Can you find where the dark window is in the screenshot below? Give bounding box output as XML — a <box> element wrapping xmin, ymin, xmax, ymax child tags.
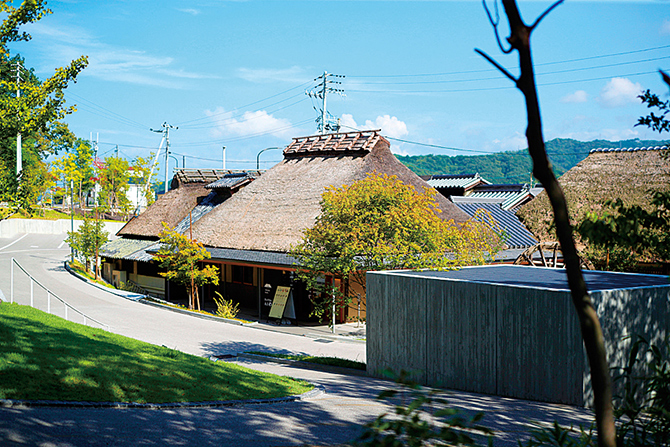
<box><xmin>232</xmin><ymin>265</ymin><xmax>253</xmax><ymax>285</ymax></box>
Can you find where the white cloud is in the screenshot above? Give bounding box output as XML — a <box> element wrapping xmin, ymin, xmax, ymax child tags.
<box><xmin>339</xmin><ymin>113</ymin><xmax>409</xmax><ymax>138</ymax></box>
<box><xmin>661</xmin><ymin>19</ymin><xmax>670</xmax><ymax>35</ymax></box>
<box><xmin>24</xmin><ymin>22</ymin><xmax>216</xmax><ymax>88</ymax></box>
<box><xmin>560</xmin><ymin>90</ymin><xmax>588</xmax><ymax>104</ymax></box>
<box><xmin>177</xmin><ymin>8</ymin><xmax>200</xmax><ymax>16</ymax></box>
<box><xmin>597</xmin><ymin>78</ymin><xmax>643</xmax><ymax>108</ymax></box>
<box><xmin>237</xmin><ymin>66</ymin><xmax>309</xmax><ymax>84</ymax></box>
<box><xmin>206</xmin><ymin>107</ymin><xmax>294</xmax><ymax>138</ymax></box>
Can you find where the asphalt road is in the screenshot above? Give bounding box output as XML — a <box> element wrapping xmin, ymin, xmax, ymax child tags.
<box><xmin>0</xmin><ymin>233</ymin><xmax>595</xmax><ymax>446</ymax></box>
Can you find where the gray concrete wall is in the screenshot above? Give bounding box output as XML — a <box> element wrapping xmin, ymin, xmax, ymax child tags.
<box><xmin>367</xmin><ymin>271</ymin><xmax>669</xmax><ymax>407</ymax></box>
<box><xmin>0</xmin><ymin>218</ymin><xmax>125</xmax><ymax>239</ymax></box>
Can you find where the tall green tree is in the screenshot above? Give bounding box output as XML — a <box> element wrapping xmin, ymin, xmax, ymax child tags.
<box><xmin>97</xmin><ymin>155</ymin><xmax>131</xmax><ymax>214</ymax></box>
<box><xmin>66</xmin><ymin>212</ymin><xmax>108</xmax><ymax>279</ymax></box>
<box><xmin>0</xmin><ymin>1</ymin><xmax>87</xmax><ymax>213</ymax></box>
<box><xmin>52</xmin><ymin>138</ymin><xmax>94</xmax><ymax>208</ymax></box>
<box><xmin>154</xmin><ymin>223</ymin><xmax>220</xmax><ymax>310</ymax></box>
<box><xmin>129</xmin><ymin>153</ymin><xmax>156</xmax><ymax>209</ymax></box>
<box><xmin>290</xmin><ymin>172</ymin><xmax>505</xmax><ymax>323</ymax></box>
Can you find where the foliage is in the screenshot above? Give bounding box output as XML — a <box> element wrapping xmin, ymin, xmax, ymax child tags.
<box><xmin>0</xmin><ymin>1</ymin><xmax>86</xmax><ymax>213</ymax></box>
<box><xmin>65</xmin><ymin>212</ymin><xmax>108</xmax><ymax>279</ymax></box>
<box><xmin>0</xmin><ymin>303</ymin><xmax>313</xmax><ymax>403</ymax></box>
<box><xmin>396</xmin><ymin>138</ymin><xmax>669</xmax><ymax>183</ymax></box>
<box><xmin>51</xmin><ymin>138</ymin><xmax>94</xmax><ymax>208</ymax></box>
<box><xmin>154</xmin><ymin>223</ymin><xmax>220</xmax><ymax>310</ymax></box>
<box><xmin>637</xmin><ymin>88</ymin><xmax>670</xmax><ymax>134</ymax></box>
<box><xmin>290</xmin><ymin>172</ymin><xmax>504</xmax><ymax>323</ymax></box>
<box><xmin>517</xmin><ymin>337</ymin><xmax>670</xmax><ymax>447</ymax></box>
<box><xmin>576</xmin><ymin>191</ymin><xmax>670</xmax><ymax>267</ymax></box>
<box><xmin>129</xmin><ymin>153</ymin><xmax>156</xmax><ymax>208</ymax></box>
<box><xmin>213</xmin><ymin>291</ymin><xmax>240</xmax><ymax>319</ymax></box>
<box><xmin>96</xmin><ymin>155</ymin><xmax>131</xmax><ymax>214</ymax></box>
<box><xmin>355</xmin><ymin>370</ymin><xmax>493</xmax><ymax>446</ymax></box>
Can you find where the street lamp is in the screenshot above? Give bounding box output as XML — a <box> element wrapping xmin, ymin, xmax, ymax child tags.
<box><xmin>256</xmin><ymin>147</ymin><xmax>283</xmax><ymax>170</ymax></box>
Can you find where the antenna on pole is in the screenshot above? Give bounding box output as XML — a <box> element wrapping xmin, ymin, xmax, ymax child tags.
<box><xmin>150</xmin><ymin>122</ymin><xmax>178</xmax><ymax>195</ymax></box>
<box><xmin>306</xmin><ymin>71</ymin><xmax>345</xmax><ymax>134</ymax></box>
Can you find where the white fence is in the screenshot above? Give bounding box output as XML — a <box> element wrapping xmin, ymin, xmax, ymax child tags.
<box><xmin>7</xmin><ymin>257</ymin><xmax>109</xmax><ymax>331</ymax></box>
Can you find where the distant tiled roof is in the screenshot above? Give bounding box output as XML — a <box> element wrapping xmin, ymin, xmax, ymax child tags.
<box><xmin>455</xmin><ymin>202</ymin><xmax>537</xmax><ymax>249</ymax></box>
<box><xmin>589</xmin><ymin>145</ymin><xmax>668</xmax><ymax>154</ymax></box>
<box><xmin>283</xmin><ymin>130</ymin><xmax>387</xmax><ymax>157</ymax></box>
<box><xmin>206</xmin><ymin>248</ymin><xmax>297</xmax><ymax>267</ymax></box>
<box><xmin>172</xmin><ymin>168</ymin><xmax>231</xmax><ymax>185</ymax></box>
<box><xmin>205</xmin><ymin>172</ymin><xmax>259</xmax><ymax>190</ymax></box>
<box><xmin>427</xmin><ymin>173</ymin><xmax>490</xmax><ymax>190</ymax></box>
<box><xmin>99</xmin><ymin>238</ymin><xmax>158</xmax><ymax>262</ymax></box>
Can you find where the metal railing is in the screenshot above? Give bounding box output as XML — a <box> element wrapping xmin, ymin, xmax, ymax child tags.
<box><xmin>9</xmin><ymin>257</ymin><xmax>109</xmax><ymax>331</ymax></box>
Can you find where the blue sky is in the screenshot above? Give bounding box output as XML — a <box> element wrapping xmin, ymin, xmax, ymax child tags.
<box><xmin>8</xmin><ymin>0</ymin><xmax>670</xmax><ymax>176</ymax></box>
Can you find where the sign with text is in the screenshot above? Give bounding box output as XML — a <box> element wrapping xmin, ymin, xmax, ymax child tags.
<box><xmin>268</xmin><ymin>286</ymin><xmax>291</xmax><ymax>319</ymax></box>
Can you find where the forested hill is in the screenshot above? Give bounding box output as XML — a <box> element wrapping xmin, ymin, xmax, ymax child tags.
<box><xmin>396</xmin><ymin>138</ymin><xmax>670</xmax><ymax>184</ymax></box>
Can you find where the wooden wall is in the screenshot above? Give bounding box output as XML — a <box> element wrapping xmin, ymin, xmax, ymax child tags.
<box><xmin>367</xmin><ymin>270</ymin><xmax>669</xmax><ymax>407</ymax></box>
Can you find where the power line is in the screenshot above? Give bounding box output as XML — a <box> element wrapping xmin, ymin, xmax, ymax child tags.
<box><xmin>348</xmin><ymin>44</ymin><xmax>670</xmax><ymax>79</ymax></box>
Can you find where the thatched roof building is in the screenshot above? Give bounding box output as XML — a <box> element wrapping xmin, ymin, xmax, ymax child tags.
<box><xmin>116</xmin><ymin>168</ymin><xmax>251</xmax><ymax>239</ymax></box>
<box><xmin>517</xmin><ymin>146</ymin><xmax>670</xmax><ymax>241</ymax></box>
<box><xmin>191</xmin><ymin>130</ymin><xmax>469</xmax><ymax>252</ymax></box>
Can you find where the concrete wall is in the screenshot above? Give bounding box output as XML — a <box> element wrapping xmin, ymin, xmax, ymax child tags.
<box><xmin>367</xmin><ymin>269</ymin><xmax>670</xmax><ymax>407</ymax></box>
<box><xmin>0</xmin><ymin>218</ymin><xmax>125</xmax><ymax>238</ymax></box>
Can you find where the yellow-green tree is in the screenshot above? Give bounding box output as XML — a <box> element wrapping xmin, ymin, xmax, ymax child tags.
<box><xmin>129</xmin><ymin>153</ymin><xmax>156</xmax><ymax>209</ymax></box>
<box><xmin>154</xmin><ymin>223</ymin><xmax>219</xmax><ymax>310</ymax></box>
<box><xmin>0</xmin><ymin>1</ymin><xmax>87</xmax><ymax>212</ymax></box>
<box><xmin>290</xmin><ymin>172</ymin><xmax>505</xmax><ymax>323</ymax></box>
<box><xmin>97</xmin><ymin>156</ymin><xmax>130</xmax><ymax>214</ymax></box>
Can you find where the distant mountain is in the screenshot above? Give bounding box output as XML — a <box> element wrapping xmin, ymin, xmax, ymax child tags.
<box><xmin>397</xmin><ymin>138</ymin><xmax>670</xmax><ymax>184</ymax></box>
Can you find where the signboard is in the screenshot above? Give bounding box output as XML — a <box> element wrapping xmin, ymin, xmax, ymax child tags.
<box><xmin>268</xmin><ymin>286</ymin><xmax>291</xmax><ymax>319</ymax></box>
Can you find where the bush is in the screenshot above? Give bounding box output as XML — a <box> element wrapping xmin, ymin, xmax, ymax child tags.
<box><xmin>213</xmin><ymin>292</ymin><xmax>240</xmax><ymax>320</ymax></box>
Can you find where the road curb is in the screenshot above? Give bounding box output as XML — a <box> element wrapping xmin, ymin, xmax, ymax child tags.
<box><xmin>0</xmin><ymin>384</ymin><xmax>325</xmax><ymax>410</ymax></box>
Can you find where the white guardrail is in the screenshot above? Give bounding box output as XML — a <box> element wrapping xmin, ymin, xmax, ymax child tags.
<box><xmin>9</xmin><ymin>257</ymin><xmax>109</xmax><ymax>331</ymax></box>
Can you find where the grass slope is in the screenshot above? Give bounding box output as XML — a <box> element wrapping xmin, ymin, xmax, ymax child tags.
<box><xmin>0</xmin><ymin>303</ymin><xmax>312</xmax><ymax>403</ymax></box>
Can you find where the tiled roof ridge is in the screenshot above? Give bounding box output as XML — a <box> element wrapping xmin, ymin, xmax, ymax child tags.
<box><xmin>284</xmin><ymin>129</ymin><xmax>387</xmax><ymax>156</ymax></box>
<box><xmin>589</xmin><ymin>145</ymin><xmax>669</xmax><ymax>154</ymax></box>
<box><xmin>430</xmin><ymin>173</ymin><xmax>480</xmax><ymax>179</ymax></box>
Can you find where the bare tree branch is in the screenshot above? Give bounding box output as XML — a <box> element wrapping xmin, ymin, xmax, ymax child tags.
<box><xmin>530</xmin><ymin>0</ymin><xmax>565</xmax><ymax>31</ymax></box>
<box><xmin>482</xmin><ymin>0</ymin><xmax>513</xmax><ymax>54</ymax></box>
<box><xmin>480</xmin><ymin>1</ymin><xmax>617</xmax><ymax>446</ymax></box>
<box><xmin>474</xmin><ymin>48</ymin><xmax>517</xmax><ymax>83</ymax></box>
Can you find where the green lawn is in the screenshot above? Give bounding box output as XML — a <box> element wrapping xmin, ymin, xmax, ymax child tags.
<box><xmin>0</xmin><ymin>303</ymin><xmax>312</xmax><ymax>403</ymax></box>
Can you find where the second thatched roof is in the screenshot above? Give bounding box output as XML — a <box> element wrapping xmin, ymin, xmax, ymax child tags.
<box><xmin>517</xmin><ymin>146</ymin><xmax>670</xmax><ymax>241</ymax></box>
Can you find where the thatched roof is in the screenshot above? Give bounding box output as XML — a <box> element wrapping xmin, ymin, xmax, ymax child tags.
<box><xmin>191</xmin><ymin>130</ymin><xmax>469</xmax><ymax>252</ymax></box>
<box><xmin>517</xmin><ymin>146</ymin><xmax>670</xmax><ymax>241</ymax></box>
<box><xmin>116</xmin><ymin>183</ymin><xmax>213</xmax><ymax>239</ymax></box>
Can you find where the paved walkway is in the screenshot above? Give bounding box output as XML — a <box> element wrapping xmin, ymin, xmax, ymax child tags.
<box><xmin>0</xmin><ymin>233</ymin><xmax>596</xmax><ymax>446</ymax></box>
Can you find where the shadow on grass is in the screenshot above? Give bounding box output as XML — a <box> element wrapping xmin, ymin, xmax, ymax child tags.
<box><xmin>0</xmin><ymin>304</ymin><xmax>310</xmax><ymax>404</ymax></box>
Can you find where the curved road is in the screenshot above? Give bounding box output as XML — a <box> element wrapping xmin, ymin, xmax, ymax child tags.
<box><xmin>0</xmin><ymin>233</ymin><xmax>594</xmax><ymax>446</ymax></box>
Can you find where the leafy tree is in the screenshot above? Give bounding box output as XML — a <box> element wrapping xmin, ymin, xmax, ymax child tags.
<box><xmin>66</xmin><ymin>211</ymin><xmax>108</xmax><ymax>279</ymax></box>
<box><xmin>129</xmin><ymin>153</ymin><xmax>156</xmax><ymax>209</ymax></box>
<box><xmin>0</xmin><ymin>1</ymin><xmax>87</xmax><ymax>212</ymax></box>
<box><xmin>154</xmin><ymin>223</ymin><xmax>220</xmax><ymax>310</ymax></box>
<box><xmin>96</xmin><ymin>155</ymin><xmax>131</xmax><ymax>214</ymax></box>
<box><xmin>52</xmin><ymin>138</ymin><xmax>94</xmax><ymax>208</ymax></box>
<box><xmin>290</xmin><ymin>172</ymin><xmax>505</xmax><ymax>323</ymax></box>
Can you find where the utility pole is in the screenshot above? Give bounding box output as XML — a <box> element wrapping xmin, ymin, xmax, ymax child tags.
<box><xmin>115</xmin><ymin>144</ymin><xmax>119</xmax><ymax>157</ymax></box>
<box><xmin>150</xmin><ymin>122</ymin><xmax>177</xmax><ymax>195</ymax></box>
<box><xmin>222</xmin><ymin>146</ymin><xmax>226</xmax><ymax>170</ymax></box>
<box><xmin>14</xmin><ymin>61</ymin><xmax>22</xmax><ymax>177</ymax></box>
<box><xmin>306</xmin><ymin>71</ymin><xmax>345</xmax><ymax>134</ymax></box>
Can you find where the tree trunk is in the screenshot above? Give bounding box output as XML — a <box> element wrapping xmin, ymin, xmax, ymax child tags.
<box><xmin>499</xmin><ymin>2</ymin><xmax>616</xmax><ymax>446</ymax></box>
